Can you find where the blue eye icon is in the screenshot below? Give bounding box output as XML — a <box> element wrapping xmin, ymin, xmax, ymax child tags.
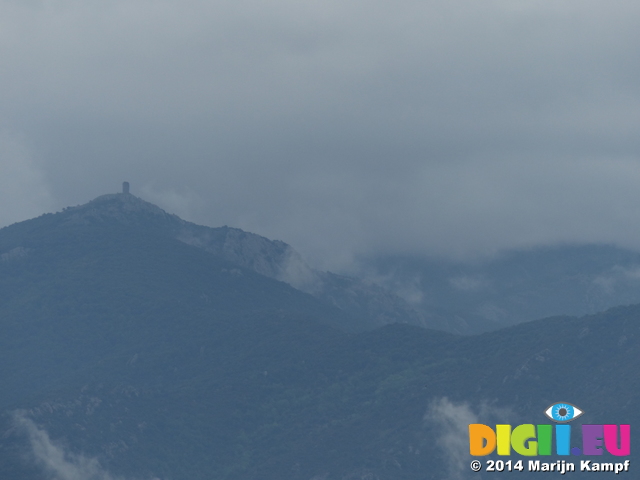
<box><xmin>544</xmin><ymin>403</ymin><xmax>583</xmax><ymax>423</ymax></box>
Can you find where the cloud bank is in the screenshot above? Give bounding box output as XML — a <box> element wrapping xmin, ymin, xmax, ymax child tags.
<box><xmin>1</xmin><ymin>1</ymin><xmax>640</xmax><ymax>269</ymax></box>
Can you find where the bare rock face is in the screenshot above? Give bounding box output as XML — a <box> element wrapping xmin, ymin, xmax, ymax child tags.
<box><xmin>178</xmin><ymin>224</ymin><xmax>323</xmax><ymax>293</ymax></box>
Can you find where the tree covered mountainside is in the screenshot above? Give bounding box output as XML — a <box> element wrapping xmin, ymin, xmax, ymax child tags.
<box><xmin>0</xmin><ymin>192</ymin><xmax>638</xmax><ymax>479</ymax></box>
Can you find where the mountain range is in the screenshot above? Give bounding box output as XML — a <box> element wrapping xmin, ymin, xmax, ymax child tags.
<box><xmin>0</xmin><ymin>191</ymin><xmax>637</xmax><ymax>479</ymax></box>
<box><xmin>356</xmin><ymin>245</ymin><xmax>640</xmax><ymax>334</ymax></box>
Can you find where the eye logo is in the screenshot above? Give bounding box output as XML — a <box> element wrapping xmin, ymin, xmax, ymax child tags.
<box><xmin>544</xmin><ymin>403</ymin><xmax>583</xmax><ymax>423</ymax></box>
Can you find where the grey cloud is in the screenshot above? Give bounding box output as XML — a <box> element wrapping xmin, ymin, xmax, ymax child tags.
<box><xmin>1</xmin><ymin>1</ymin><xmax>640</xmax><ymax>269</ymax></box>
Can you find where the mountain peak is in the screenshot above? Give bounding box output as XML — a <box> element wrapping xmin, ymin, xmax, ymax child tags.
<box><xmin>61</xmin><ymin>191</ymin><xmax>182</xmax><ymax>227</ymax></box>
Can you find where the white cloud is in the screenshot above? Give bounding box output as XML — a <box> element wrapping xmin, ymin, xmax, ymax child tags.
<box><xmin>425</xmin><ymin>397</ymin><xmax>514</xmax><ymax>480</ymax></box>
<box><xmin>11</xmin><ymin>411</ymin><xmax>164</xmax><ymax>480</ymax></box>
<box><xmin>12</xmin><ymin>411</ymin><xmax>127</xmax><ymax>480</ymax></box>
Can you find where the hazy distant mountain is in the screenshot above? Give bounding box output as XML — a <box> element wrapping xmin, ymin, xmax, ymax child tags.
<box><xmin>356</xmin><ymin>245</ymin><xmax>640</xmax><ymax>333</ymax></box>
<box><xmin>0</xmin><ymin>192</ymin><xmax>637</xmax><ymax>479</ymax></box>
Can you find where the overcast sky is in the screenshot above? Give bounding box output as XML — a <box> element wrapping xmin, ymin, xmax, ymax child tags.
<box><xmin>1</xmin><ymin>0</ymin><xmax>639</xmax><ymax>270</ymax></box>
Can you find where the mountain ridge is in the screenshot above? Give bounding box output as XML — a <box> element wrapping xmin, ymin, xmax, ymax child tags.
<box><xmin>1</xmin><ymin>191</ymin><xmax>441</xmax><ymax>332</ymax></box>
<box><xmin>0</xmin><ymin>191</ymin><xmax>637</xmax><ymax>479</ymax></box>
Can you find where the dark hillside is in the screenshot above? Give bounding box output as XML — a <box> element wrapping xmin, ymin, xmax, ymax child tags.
<box><xmin>0</xmin><ymin>195</ymin><xmax>637</xmax><ymax>479</ymax></box>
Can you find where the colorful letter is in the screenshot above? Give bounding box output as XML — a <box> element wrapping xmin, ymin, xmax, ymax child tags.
<box><xmin>511</xmin><ymin>424</ymin><xmax>537</xmax><ymax>456</ymax></box>
<box><xmin>497</xmin><ymin>424</ymin><xmax>512</xmax><ymax>455</ymax></box>
<box><xmin>469</xmin><ymin>424</ymin><xmax>496</xmax><ymax>456</ymax></box>
<box><xmin>604</xmin><ymin>425</ymin><xmax>630</xmax><ymax>456</ymax></box>
<box><xmin>582</xmin><ymin>425</ymin><xmax>604</xmax><ymax>455</ymax></box>
<box><xmin>537</xmin><ymin>424</ymin><xmax>552</xmax><ymax>455</ymax></box>
<box><xmin>556</xmin><ymin>424</ymin><xmax>571</xmax><ymax>455</ymax></box>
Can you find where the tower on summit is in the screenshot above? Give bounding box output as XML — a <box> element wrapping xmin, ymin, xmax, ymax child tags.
<box><xmin>123</xmin><ymin>182</ymin><xmax>130</xmax><ymax>194</ymax></box>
